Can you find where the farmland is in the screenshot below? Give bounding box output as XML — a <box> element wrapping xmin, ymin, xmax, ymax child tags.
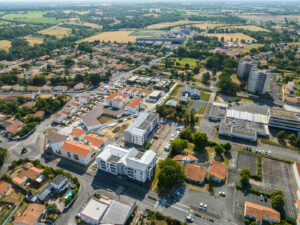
<box><xmin>217</xmin><ymin>25</ymin><xmax>270</xmax><ymax>32</ymax></box>
<box><xmin>204</xmin><ymin>33</ymin><xmax>256</xmax><ymax>42</ymax></box>
<box><xmin>38</xmin><ymin>26</ymin><xmax>72</xmax><ymax>38</ymax></box>
<box><xmin>0</xmin><ymin>40</ymin><xmax>11</xmax><ymax>52</ymax></box>
<box><xmin>129</xmin><ymin>30</ymin><xmax>167</xmax><ymax>37</ymax></box>
<box><xmin>146</xmin><ymin>20</ymin><xmax>200</xmax><ymax>29</ymax></box>
<box><xmin>1</xmin><ymin>11</ymin><xmax>65</xmax><ymax>24</ymax></box>
<box><xmin>25</xmin><ymin>35</ymin><xmax>44</xmax><ymax>46</ymax></box>
<box><xmin>79</xmin><ymin>31</ymin><xmax>147</xmax><ymax>43</ymax></box>
<box><xmin>189</xmin><ymin>23</ymin><xmax>226</xmax><ymax>30</ymax></box>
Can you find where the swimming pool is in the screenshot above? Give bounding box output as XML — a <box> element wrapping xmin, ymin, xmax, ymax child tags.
<box><xmin>64</xmin><ymin>190</ymin><xmax>72</xmax><ymax>199</ymax></box>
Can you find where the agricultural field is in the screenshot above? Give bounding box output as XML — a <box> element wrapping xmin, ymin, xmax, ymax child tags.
<box><xmin>129</xmin><ymin>30</ymin><xmax>167</xmax><ymax>37</ymax></box>
<box><xmin>217</xmin><ymin>25</ymin><xmax>270</xmax><ymax>32</ymax></box>
<box><xmin>146</xmin><ymin>20</ymin><xmax>200</xmax><ymax>29</ymax></box>
<box><xmin>25</xmin><ymin>35</ymin><xmax>44</xmax><ymax>46</ymax></box>
<box><xmin>188</xmin><ymin>23</ymin><xmax>226</xmax><ymax>30</ymax></box>
<box><xmin>1</xmin><ymin>11</ymin><xmax>65</xmax><ymax>24</ymax></box>
<box><xmin>64</xmin><ymin>20</ymin><xmax>103</xmax><ymax>29</ymax></box>
<box><xmin>0</xmin><ymin>40</ymin><xmax>11</xmax><ymax>52</ymax></box>
<box><xmin>38</xmin><ymin>26</ymin><xmax>72</xmax><ymax>38</ymax></box>
<box><xmin>63</xmin><ymin>10</ymin><xmax>90</xmax><ymax>15</ymax></box>
<box><xmin>80</xmin><ymin>31</ymin><xmax>147</xmax><ymax>43</ymax></box>
<box><xmin>204</xmin><ymin>33</ymin><xmax>256</xmax><ymax>42</ymax></box>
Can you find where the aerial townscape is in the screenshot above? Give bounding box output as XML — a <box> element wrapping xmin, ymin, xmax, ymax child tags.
<box><xmin>0</xmin><ymin>0</ymin><xmax>300</xmax><ymax>225</ymax></box>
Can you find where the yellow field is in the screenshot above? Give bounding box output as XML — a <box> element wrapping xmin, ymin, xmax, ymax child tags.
<box><xmin>25</xmin><ymin>36</ymin><xmax>44</xmax><ymax>46</ymax></box>
<box><xmin>79</xmin><ymin>31</ymin><xmax>148</xmax><ymax>43</ymax></box>
<box><xmin>189</xmin><ymin>23</ymin><xmax>225</xmax><ymax>30</ymax></box>
<box><xmin>218</xmin><ymin>25</ymin><xmax>269</xmax><ymax>32</ymax></box>
<box><xmin>0</xmin><ymin>40</ymin><xmax>11</xmax><ymax>52</ymax></box>
<box><xmin>146</xmin><ymin>20</ymin><xmax>200</xmax><ymax>29</ymax></box>
<box><xmin>205</xmin><ymin>33</ymin><xmax>256</xmax><ymax>42</ymax></box>
<box><xmin>38</xmin><ymin>26</ymin><xmax>72</xmax><ymax>38</ymax></box>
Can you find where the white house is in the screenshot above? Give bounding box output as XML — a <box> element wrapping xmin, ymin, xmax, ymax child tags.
<box><xmin>47</xmin><ymin>133</ymin><xmax>68</xmax><ymax>152</ymax></box>
<box><xmin>69</xmin><ymin>128</ymin><xmax>86</xmax><ymax>141</ymax></box>
<box><xmin>125</xmin><ymin>99</ymin><xmax>143</xmax><ymax>114</ymax></box>
<box><xmin>50</xmin><ymin>175</ymin><xmax>70</xmax><ymax>193</ymax></box>
<box><xmin>53</xmin><ymin>113</ymin><xmax>67</xmax><ymax>124</ymax></box>
<box><xmin>96</xmin><ymin>144</ymin><xmax>156</xmax><ymax>183</ymax></box>
<box><xmin>59</xmin><ymin>140</ymin><xmax>95</xmax><ymax>165</ymax></box>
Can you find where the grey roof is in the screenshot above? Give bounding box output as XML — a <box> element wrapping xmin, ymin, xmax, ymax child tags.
<box><xmin>191</xmin><ymin>88</ymin><xmax>200</xmax><ymax>96</ymax></box>
<box><xmin>179</xmin><ymin>97</ymin><xmax>189</xmax><ymax>102</ymax></box>
<box><xmin>82</xmin><ymin>104</ymin><xmax>103</xmax><ymax>128</ymax></box>
<box><xmin>165</xmin><ymin>99</ymin><xmax>178</xmax><ymax>107</ymax></box>
<box><xmin>182</xmin><ymin>86</ymin><xmax>191</xmax><ymax>95</ymax></box>
<box><xmin>38</xmin><ymin>184</ymin><xmax>51</xmax><ymax>201</ymax></box>
<box><xmin>101</xmin><ymin>200</ymin><xmax>133</xmax><ymax>225</ymax></box>
<box><xmin>47</xmin><ymin>133</ymin><xmax>67</xmax><ymax>144</ymax></box>
<box><xmin>51</xmin><ymin>175</ymin><xmax>68</xmax><ymax>186</ymax></box>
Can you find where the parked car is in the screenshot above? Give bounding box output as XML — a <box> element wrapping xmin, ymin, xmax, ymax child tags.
<box><xmin>260</xmin><ymin>195</ymin><xmax>264</xmax><ymax>201</ymax></box>
<box><xmin>203</xmin><ymin>204</ymin><xmax>207</xmax><ymax>211</ymax></box>
<box><xmin>219</xmin><ymin>191</ymin><xmax>226</xmax><ymax>197</ymax></box>
<box><xmin>267</xmin><ymin>151</ymin><xmax>271</xmax><ymax>156</ymax></box>
<box><xmin>186</xmin><ymin>214</ymin><xmax>194</xmax><ymax>223</ymax></box>
<box><xmin>199</xmin><ymin>202</ymin><xmax>203</xmax><ymax>210</ymax></box>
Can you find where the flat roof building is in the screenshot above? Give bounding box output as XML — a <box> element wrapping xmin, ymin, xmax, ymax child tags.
<box><xmin>209</xmin><ymin>102</ymin><xmax>228</xmax><ymax>122</ymax></box>
<box><xmin>268</xmin><ymin>109</ymin><xmax>300</xmax><ymax>133</ymax></box>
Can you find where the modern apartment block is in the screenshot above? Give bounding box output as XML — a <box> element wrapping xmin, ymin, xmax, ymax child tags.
<box><xmin>96</xmin><ymin>144</ymin><xmax>156</xmax><ymax>183</ymax></box>
<box><xmin>237</xmin><ymin>61</ymin><xmax>253</xmax><ymax>80</ymax></box>
<box><xmin>247</xmin><ymin>69</ymin><xmax>271</xmax><ymax>95</ymax></box>
<box><xmin>124</xmin><ymin>112</ymin><xmax>159</xmax><ymax>147</ymax></box>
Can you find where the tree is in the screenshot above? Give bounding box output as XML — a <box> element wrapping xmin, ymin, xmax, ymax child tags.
<box><xmin>157</xmin><ymin>159</ymin><xmax>185</xmax><ymax>193</ymax></box>
<box><xmin>271</xmin><ymin>190</ymin><xmax>285</xmax><ymax>210</ymax></box>
<box><xmin>179</xmin><ymin>128</ymin><xmax>193</xmax><ymax>142</ymax></box>
<box><xmin>240</xmin><ymin>168</ymin><xmax>251</xmax><ymax>177</ymax></box>
<box><xmin>276</xmin><ymin>130</ymin><xmax>286</xmax><ymax>141</ymax></box>
<box><xmin>64</xmin><ymin>57</ymin><xmax>75</xmax><ymax>68</ymax></box>
<box><xmin>89</xmin><ymin>73</ymin><xmax>101</xmax><ymax>86</ymax></box>
<box><xmin>287</xmin><ymin>133</ymin><xmax>296</xmax><ymax>143</ymax></box>
<box><xmin>214</xmin><ymin>144</ymin><xmax>224</xmax><ymax>156</ymax></box>
<box><xmin>223</xmin><ymin>143</ymin><xmax>231</xmax><ymax>152</ymax></box>
<box><xmin>296</xmin><ymin>137</ymin><xmax>300</xmax><ymax>148</ymax></box>
<box><xmin>202</xmin><ymin>72</ymin><xmax>211</xmax><ymax>84</ymax></box>
<box><xmin>193</xmin><ymin>132</ymin><xmax>208</xmax><ymax>152</ymax></box>
<box><xmin>46</xmin><ymin>204</ymin><xmax>59</xmax><ymax>215</ymax></box>
<box><xmin>0</xmin><ymin>147</ymin><xmax>8</xmax><ymax>166</ymax></box>
<box><xmin>240</xmin><ymin>174</ymin><xmax>250</xmax><ymax>187</ymax></box>
<box><xmin>171</xmin><ymin>138</ymin><xmax>188</xmax><ymax>155</ymax></box>
<box><xmin>227</xmin><ymin>99</ymin><xmax>232</xmax><ymax>103</ymax></box>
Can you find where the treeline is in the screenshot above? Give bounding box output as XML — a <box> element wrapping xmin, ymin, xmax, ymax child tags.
<box><xmin>0</xmin><ymin>24</ymin><xmax>50</xmax><ymax>40</ymax></box>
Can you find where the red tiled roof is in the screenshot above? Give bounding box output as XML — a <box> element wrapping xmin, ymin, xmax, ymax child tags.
<box><xmin>185</xmin><ymin>164</ymin><xmax>206</xmax><ymax>182</ymax></box>
<box><xmin>2</xmin><ymin>119</ymin><xmax>15</xmax><ymax>127</ymax></box>
<box><xmin>209</xmin><ymin>161</ymin><xmax>226</xmax><ymax>180</ymax></box>
<box><xmin>7</xmin><ymin>121</ymin><xmax>24</xmax><ymax>134</ymax></box>
<box><xmin>61</xmin><ymin>140</ymin><xmax>93</xmax><ymax>158</ymax></box>
<box><xmin>0</xmin><ymin>181</ymin><xmax>10</xmax><ymax>196</ymax></box>
<box><xmin>70</xmin><ymin>128</ymin><xmax>85</xmax><ymax>137</ymax></box>
<box><xmin>14</xmin><ymin>203</ymin><xmax>45</xmax><ymax>225</ymax></box>
<box><xmin>244</xmin><ymin>201</ymin><xmax>280</xmax><ymax>224</ymax></box>
<box><xmin>112</xmin><ymin>97</ymin><xmax>122</xmax><ymax>103</ymax></box>
<box><xmin>126</xmin><ymin>99</ymin><xmax>142</xmax><ymax>108</ymax></box>
<box><xmin>18</xmin><ymin>162</ymin><xmax>43</xmax><ymax>181</ymax></box>
<box><xmin>106</xmin><ymin>92</ymin><xmax>118</xmax><ymax>101</ymax></box>
<box><xmin>84</xmin><ymin>134</ymin><xmax>107</xmax><ymax>147</ymax></box>
<box><xmin>32</xmin><ymin>111</ymin><xmax>45</xmax><ymax>118</ymax></box>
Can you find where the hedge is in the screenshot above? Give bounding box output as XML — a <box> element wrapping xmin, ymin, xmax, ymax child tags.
<box><xmin>236</xmin><ymin>184</ymin><xmax>271</xmax><ymax>197</ymax></box>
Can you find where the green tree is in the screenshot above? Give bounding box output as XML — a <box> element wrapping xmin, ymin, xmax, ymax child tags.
<box><xmin>296</xmin><ymin>137</ymin><xmax>300</xmax><ymax>148</ymax></box>
<box><xmin>0</xmin><ymin>147</ymin><xmax>8</xmax><ymax>166</ymax></box>
<box><xmin>179</xmin><ymin>128</ymin><xmax>193</xmax><ymax>142</ymax></box>
<box><xmin>214</xmin><ymin>144</ymin><xmax>224</xmax><ymax>155</ymax></box>
<box><xmin>89</xmin><ymin>73</ymin><xmax>101</xmax><ymax>86</ymax></box>
<box><xmin>202</xmin><ymin>72</ymin><xmax>211</xmax><ymax>84</ymax></box>
<box><xmin>227</xmin><ymin>98</ymin><xmax>232</xmax><ymax>103</ymax></box>
<box><xmin>287</xmin><ymin>133</ymin><xmax>296</xmax><ymax>143</ymax></box>
<box><xmin>64</xmin><ymin>56</ymin><xmax>75</xmax><ymax>68</ymax></box>
<box><xmin>276</xmin><ymin>130</ymin><xmax>286</xmax><ymax>141</ymax></box>
<box><xmin>171</xmin><ymin>138</ymin><xmax>188</xmax><ymax>155</ymax></box>
<box><xmin>158</xmin><ymin>159</ymin><xmax>185</xmax><ymax>193</ymax></box>
<box><xmin>193</xmin><ymin>132</ymin><xmax>208</xmax><ymax>152</ymax></box>
<box><xmin>240</xmin><ymin>174</ymin><xmax>250</xmax><ymax>187</ymax></box>
<box><xmin>46</xmin><ymin>204</ymin><xmax>59</xmax><ymax>215</ymax></box>
<box><xmin>223</xmin><ymin>143</ymin><xmax>231</xmax><ymax>152</ymax></box>
<box><xmin>240</xmin><ymin>168</ymin><xmax>251</xmax><ymax>177</ymax></box>
<box><xmin>271</xmin><ymin>190</ymin><xmax>285</xmax><ymax>210</ymax></box>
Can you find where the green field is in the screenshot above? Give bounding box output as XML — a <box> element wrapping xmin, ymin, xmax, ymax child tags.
<box><xmin>129</xmin><ymin>30</ymin><xmax>167</xmax><ymax>37</ymax></box>
<box><xmin>170</xmin><ymin>57</ymin><xmax>199</xmax><ymax>69</ymax></box>
<box><xmin>1</xmin><ymin>11</ymin><xmax>65</xmax><ymax>24</ymax></box>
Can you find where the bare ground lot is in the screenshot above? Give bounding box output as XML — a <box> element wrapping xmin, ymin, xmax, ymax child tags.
<box><xmin>237</xmin><ymin>151</ymin><xmax>257</xmax><ymax>175</ymax></box>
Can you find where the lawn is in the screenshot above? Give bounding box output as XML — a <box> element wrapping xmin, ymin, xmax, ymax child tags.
<box><xmin>170</xmin><ymin>57</ymin><xmax>199</xmax><ymax>69</ymax></box>
<box><xmin>1</xmin><ymin>11</ymin><xmax>65</xmax><ymax>24</ymax></box>
<box><xmin>25</xmin><ymin>35</ymin><xmax>44</xmax><ymax>46</ymax></box>
<box><xmin>150</xmin><ymin>160</ymin><xmax>161</xmax><ymax>192</ymax></box>
<box><xmin>129</xmin><ymin>30</ymin><xmax>167</xmax><ymax>37</ymax></box>
<box><xmin>200</xmin><ymin>91</ymin><xmax>211</xmax><ymax>102</ymax></box>
<box><xmin>0</xmin><ymin>40</ymin><xmax>11</xmax><ymax>52</ymax></box>
<box><xmin>146</xmin><ymin>20</ymin><xmax>200</xmax><ymax>29</ymax></box>
<box><xmin>79</xmin><ymin>31</ymin><xmax>144</xmax><ymax>43</ymax></box>
<box><xmin>38</xmin><ymin>26</ymin><xmax>72</xmax><ymax>38</ymax></box>
<box><xmin>204</xmin><ymin>33</ymin><xmax>256</xmax><ymax>42</ymax></box>
<box><xmin>65</xmin><ymin>20</ymin><xmax>103</xmax><ymax>29</ymax></box>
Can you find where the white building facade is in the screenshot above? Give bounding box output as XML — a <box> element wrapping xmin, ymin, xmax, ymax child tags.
<box><xmin>247</xmin><ymin>69</ymin><xmax>271</xmax><ymax>95</ymax></box>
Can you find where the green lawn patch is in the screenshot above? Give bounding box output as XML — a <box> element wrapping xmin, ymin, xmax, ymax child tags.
<box><xmin>2</xmin><ymin>11</ymin><xmax>65</xmax><ymax>24</ymax></box>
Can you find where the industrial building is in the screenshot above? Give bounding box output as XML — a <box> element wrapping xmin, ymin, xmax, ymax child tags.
<box><xmin>247</xmin><ymin>69</ymin><xmax>271</xmax><ymax>95</ymax></box>
<box><xmin>209</xmin><ymin>102</ymin><xmax>228</xmax><ymax>122</ymax></box>
<box><xmin>124</xmin><ymin>112</ymin><xmax>159</xmax><ymax>147</ymax></box>
<box><xmin>268</xmin><ymin>109</ymin><xmax>300</xmax><ymax>133</ymax></box>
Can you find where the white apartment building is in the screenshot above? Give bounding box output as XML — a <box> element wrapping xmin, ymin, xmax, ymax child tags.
<box><xmin>237</xmin><ymin>61</ymin><xmax>253</xmax><ymax>80</ymax></box>
<box><xmin>247</xmin><ymin>69</ymin><xmax>271</xmax><ymax>95</ymax></box>
<box><xmin>96</xmin><ymin>145</ymin><xmax>156</xmax><ymax>183</ymax></box>
<box><xmin>124</xmin><ymin>112</ymin><xmax>159</xmax><ymax>147</ymax></box>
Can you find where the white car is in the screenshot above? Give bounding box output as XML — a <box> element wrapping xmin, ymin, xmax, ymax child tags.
<box><xmin>199</xmin><ymin>202</ymin><xmax>203</xmax><ymax>210</ymax></box>
<box><xmin>267</xmin><ymin>151</ymin><xmax>271</xmax><ymax>156</ymax></box>
<box><xmin>219</xmin><ymin>191</ymin><xmax>226</xmax><ymax>197</ymax></box>
<box><xmin>204</xmin><ymin>204</ymin><xmax>207</xmax><ymax>211</ymax></box>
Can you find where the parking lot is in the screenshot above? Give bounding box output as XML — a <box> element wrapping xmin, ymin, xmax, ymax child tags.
<box><xmin>262</xmin><ymin>157</ymin><xmax>297</xmax><ymax>218</ymax></box>
<box><xmin>237</xmin><ymin>151</ymin><xmax>257</xmax><ymax>175</ymax></box>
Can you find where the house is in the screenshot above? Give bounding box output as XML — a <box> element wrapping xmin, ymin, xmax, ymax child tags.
<box><xmin>179</xmin><ymin>97</ymin><xmax>189</xmax><ymax>105</ymax></box>
<box><xmin>185</xmin><ymin>164</ymin><xmax>206</xmax><ymax>185</ymax></box>
<box><xmin>7</xmin><ymin>121</ymin><xmax>25</xmax><ymax>135</ymax></box>
<box><xmin>74</xmin><ymin>83</ymin><xmax>85</xmax><ymax>91</ymax></box>
<box><xmin>47</xmin><ymin>133</ymin><xmax>68</xmax><ymax>152</ymax></box>
<box><xmin>0</xmin><ymin>181</ymin><xmax>11</xmax><ymax>199</ymax></box>
<box><xmin>53</xmin><ymin>113</ymin><xmax>67</xmax><ymax>124</ymax></box>
<box><xmin>96</xmin><ymin>144</ymin><xmax>156</xmax><ymax>183</ymax></box>
<box><xmin>84</xmin><ymin>134</ymin><xmax>108</xmax><ymax>148</ymax></box>
<box><xmin>79</xmin><ymin>196</ymin><xmax>133</xmax><ymax>225</ymax></box>
<box><xmin>125</xmin><ymin>98</ymin><xmax>143</xmax><ymax>114</ymax></box>
<box><xmin>293</xmin><ymin>162</ymin><xmax>300</xmax><ymax>188</ymax></box>
<box><xmin>69</xmin><ymin>128</ymin><xmax>86</xmax><ymax>141</ymax></box>
<box><xmin>1</xmin><ymin>119</ymin><xmax>15</xmax><ymax>128</ymax></box>
<box><xmin>2</xmin><ymin>85</ymin><xmax>12</xmax><ymax>92</ymax></box>
<box><xmin>13</xmin><ymin>203</ymin><xmax>45</xmax><ymax>225</ymax></box>
<box><xmin>23</xmin><ymin>93</ymin><xmax>35</xmax><ymax>100</ymax></box>
<box><xmin>173</xmin><ymin>155</ymin><xmax>198</xmax><ymax>167</ymax></box>
<box><xmin>32</xmin><ymin>111</ymin><xmax>45</xmax><ymax>118</ymax></box>
<box><xmin>209</xmin><ymin>161</ymin><xmax>226</xmax><ymax>183</ymax></box>
<box><xmin>12</xmin><ymin>162</ymin><xmax>44</xmax><ymax>186</ymax></box>
<box><xmin>105</xmin><ymin>92</ymin><xmax>119</xmax><ymax>106</ymax></box>
<box><xmin>0</xmin><ymin>114</ymin><xmax>7</xmax><ymax>122</ymax></box>
<box><xmin>41</xmin><ymin>85</ymin><xmax>52</xmax><ymax>92</ymax></box>
<box><xmin>59</xmin><ymin>140</ymin><xmax>95</xmax><ymax>165</ymax></box>
<box><xmin>50</xmin><ymin>175</ymin><xmax>70</xmax><ymax>193</ymax></box>
<box><xmin>191</xmin><ymin>88</ymin><xmax>200</xmax><ymax>100</ymax></box>
<box><xmin>182</xmin><ymin>86</ymin><xmax>191</xmax><ymax>96</ymax></box>
<box><xmin>244</xmin><ymin>201</ymin><xmax>280</xmax><ymax>224</ymax></box>
<box><xmin>53</xmin><ymin>85</ymin><xmax>68</xmax><ymax>92</ymax></box>
<box><xmin>27</xmin><ymin>86</ymin><xmax>40</xmax><ymax>92</ymax></box>
<box><xmin>22</xmin><ymin>101</ymin><xmax>36</xmax><ymax>109</ymax></box>
<box><xmin>165</xmin><ymin>99</ymin><xmax>178</xmax><ymax>107</ymax></box>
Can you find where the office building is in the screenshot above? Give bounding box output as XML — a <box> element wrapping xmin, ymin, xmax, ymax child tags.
<box><xmin>247</xmin><ymin>69</ymin><xmax>271</xmax><ymax>95</ymax></box>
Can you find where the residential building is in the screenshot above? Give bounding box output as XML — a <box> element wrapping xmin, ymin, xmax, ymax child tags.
<box><xmin>191</xmin><ymin>88</ymin><xmax>200</xmax><ymax>100</ymax></box>
<box><xmin>53</xmin><ymin>113</ymin><xmax>67</xmax><ymax>124</ymax></box>
<box><xmin>12</xmin><ymin>162</ymin><xmax>44</xmax><ymax>186</ymax></box>
<box><xmin>147</xmin><ymin>90</ymin><xmax>161</xmax><ymax>103</ymax></box>
<box><xmin>125</xmin><ymin>98</ymin><xmax>143</xmax><ymax>114</ymax></box>
<box><xmin>50</xmin><ymin>175</ymin><xmax>70</xmax><ymax>193</ymax></box>
<box><xmin>13</xmin><ymin>203</ymin><xmax>45</xmax><ymax>225</ymax></box>
<box><xmin>124</xmin><ymin>112</ymin><xmax>159</xmax><ymax>147</ymax></box>
<box><xmin>0</xmin><ymin>181</ymin><xmax>11</xmax><ymax>199</ymax></box>
<box><xmin>59</xmin><ymin>140</ymin><xmax>95</xmax><ymax>165</ymax></box>
<box><xmin>6</xmin><ymin>121</ymin><xmax>25</xmax><ymax>135</ymax></box>
<box><xmin>209</xmin><ymin>161</ymin><xmax>226</xmax><ymax>183</ymax></box>
<box><xmin>237</xmin><ymin>61</ymin><xmax>252</xmax><ymax>80</ymax></box>
<box><xmin>69</xmin><ymin>128</ymin><xmax>86</xmax><ymax>141</ymax></box>
<box><xmin>96</xmin><ymin>144</ymin><xmax>156</xmax><ymax>183</ymax></box>
<box><xmin>179</xmin><ymin>97</ymin><xmax>189</xmax><ymax>105</ymax></box>
<box><xmin>32</xmin><ymin>111</ymin><xmax>45</xmax><ymax>118</ymax></box>
<box><xmin>47</xmin><ymin>133</ymin><xmax>68</xmax><ymax>152</ymax></box>
<box><xmin>79</xmin><ymin>196</ymin><xmax>133</xmax><ymax>225</ymax></box>
<box><xmin>182</xmin><ymin>86</ymin><xmax>192</xmax><ymax>96</ymax></box>
<box><xmin>247</xmin><ymin>69</ymin><xmax>271</xmax><ymax>95</ymax></box>
<box><xmin>244</xmin><ymin>201</ymin><xmax>280</xmax><ymax>224</ymax></box>
<box><xmin>173</xmin><ymin>155</ymin><xmax>198</xmax><ymax>167</ymax></box>
<box><xmin>293</xmin><ymin>162</ymin><xmax>300</xmax><ymax>188</ymax></box>
<box><xmin>185</xmin><ymin>164</ymin><xmax>206</xmax><ymax>185</ymax></box>
<box><xmin>84</xmin><ymin>134</ymin><xmax>108</xmax><ymax>148</ymax></box>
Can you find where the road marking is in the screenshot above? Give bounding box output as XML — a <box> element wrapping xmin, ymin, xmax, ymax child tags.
<box><xmin>169</xmin><ymin>205</ymin><xmax>189</xmax><ymax>213</ymax></box>
<box><xmin>176</xmin><ymin>203</ymin><xmax>190</xmax><ymax>209</ymax></box>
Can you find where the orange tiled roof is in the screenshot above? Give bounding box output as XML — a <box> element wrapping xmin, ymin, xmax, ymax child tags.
<box><xmin>32</xmin><ymin>111</ymin><xmax>44</xmax><ymax>118</ymax></box>
<box><xmin>18</xmin><ymin>162</ymin><xmax>43</xmax><ymax>181</ymax></box>
<box><xmin>7</xmin><ymin>121</ymin><xmax>24</xmax><ymax>134</ymax></box>
<box><xmin>245</xmin><ymin>201</ymin><xmax>280</xmax><ymax>224</ymax></box>
<box><xmin>209</xmin><ymin>161</ymin><xmax>226</xmax><ymax>180</ymax></box>
<box><xmin>70</xmin><ymin>128</ymin><xmax>85</xmax><ymax>137</ymax></box>
<box><xmin>295</xmin><ymin>162</ymin><xmax>300</xmax><ymax>176</ymax></box>
<box><xmin>0</xmin><ymin>181</ymin><xmax>10</xmax><ymax>195</ymax></box>
<box><xmin>12</xmin><ymin>177</ymin><xmax>25</xmax><ymax>185</ymax></box>
<box><xmin>185</xmin><ymin>164</ymin><xmax>206</xmax><ymax>182</ymax></box>
<box><xmin>112</xmin><ymin>97</ymin><xmax>122</xmax><ymax>103</ymax></box>
<box><xmin>126</xmin><ymin>99</ymin><xmax>142</xmax><ymax>108</ymax></box>
<box><xmin>61</xmin><ymin>140</ymin><xmax>93</xmax><ymax>158</ymax></box>
<box><xmin>173</xmin><ymin>155</ymin><xmax>198</xmax><ymax>161</ymax></box>
<box><xmin>84</xmin><ymin>134</ymin><xmax>107</xmax><ymax>147</ymax></box>
<box><xmin>24</xmin><ymin>94</ymin><xmax>34</xmax><ymax>98</ymax></box>
<box><xmin>2</xmin><ymin>119</ymin><xmax>15</xmax><ymax>127</ymax></box>
<box><xmin>106</xmin><ymin>92</ymin><xmax>118</xmax><ymax>101</ymax></box>
<box><xmin>14</xmin><ymin>203</ymin><xmax>45</xmax><ymax>225</ymax></box>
